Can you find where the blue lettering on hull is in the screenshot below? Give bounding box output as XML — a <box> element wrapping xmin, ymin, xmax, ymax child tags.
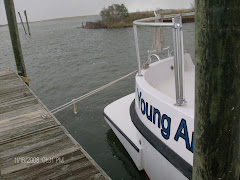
<box><xmin>137</xmin><ymin>89</ymin><xmax>194</xmax><ymax>153</ymax></box>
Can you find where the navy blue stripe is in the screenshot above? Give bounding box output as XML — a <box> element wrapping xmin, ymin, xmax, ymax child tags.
<box><xmin>104</xmin><ymin>112</ymin><xmax>140</xmax><ymax>153</ymax></box>
<box><xmin>130</xmin><ymin>100</ymin><xmax>192</xmax><ymax>179</ymax></box>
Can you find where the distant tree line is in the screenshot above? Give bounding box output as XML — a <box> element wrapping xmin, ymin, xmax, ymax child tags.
<box><xmin>98</xmin><ymin>4</ymin><xmax>194</xmax><ymax>28</ymax></box>
<box><xmin>100</xmin><ymin>4</ymin><xmax>129</xmax><ymax>24</ymax></box>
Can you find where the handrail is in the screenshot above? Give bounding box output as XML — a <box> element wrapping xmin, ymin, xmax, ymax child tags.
<box><xmin>133</xmin><ymin>13</ymin><xmax>186</xmax><ymax>106</ymax></box>
<box><xmin>133</xmin><ymin>16</ymin><xmax>174</xmax><ymax>27</ymax></box>
<box><xmin>133</xmin><ymin>12</ymin><xmax>195</xmax><ymax>27</ymax></box>
<box><xmin>134</xmin><ymin>21</ymin><xmax>174</xmax><ymax>27</ymax></box>
<box><xmin>163</xmin><ymin>12</ymin><xmax>195</xmax><ymax>19</ymax></box>
<box><xmin>172</xmin><ymin>16</ymin><xmax>185</xmax><ymax>105</ymax></box>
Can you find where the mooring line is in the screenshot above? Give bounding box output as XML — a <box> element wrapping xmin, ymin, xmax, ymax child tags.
<box><xmin>47</xmin><ymin>70</ymin><xmax>137</xmax><ymax>115</ymax></box>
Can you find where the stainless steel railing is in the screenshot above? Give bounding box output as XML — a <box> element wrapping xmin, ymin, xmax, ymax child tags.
<box><xmin>172</xmin><ymin>16</ymin><xmax>185</xmax><ymax>106</ymax></box>
<box><xmin>133</xmin><ymin>13</ymin><xmax>193</xmax><ymax>106</ymax></box>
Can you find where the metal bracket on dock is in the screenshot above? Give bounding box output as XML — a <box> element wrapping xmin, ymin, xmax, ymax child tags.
<box><xmin>20</xmin><ymin>76</ymin><xmax>31</xmax><ymax>84</ymax></box>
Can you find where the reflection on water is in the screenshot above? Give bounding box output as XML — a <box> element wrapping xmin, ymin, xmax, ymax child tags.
<box><xmin>106</xmin><ymin>130</ymin><xmax>146</xmax><ymax>180</ymax></box>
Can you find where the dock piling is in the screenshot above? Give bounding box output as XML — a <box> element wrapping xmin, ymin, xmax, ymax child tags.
<box><xmin>18</xmin><ymin>12</ymin><xmax>27</xmax><ymax>34</ymax></box>
<box><xmin>24</xmin><ymin>10</ymin><xmax>31</xmax><ymax>35</ymax></box>
<box><xmin>193</xmin><ymin>0</ymin><xmax>240</xmax><ymax>179</ymax></box>
<box><xmin>4</xmin><ymin>0</ymin><xmax>27</xmax><ymax>78</ymax></box>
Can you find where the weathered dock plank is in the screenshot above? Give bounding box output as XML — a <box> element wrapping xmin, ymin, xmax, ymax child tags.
<box><xmin>0</xmin><ymin>71</ymin><xmax>110</xmax><ymax>180</ymax></box>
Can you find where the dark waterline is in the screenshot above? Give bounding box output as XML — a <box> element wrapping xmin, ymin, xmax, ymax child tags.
<box><xmin>0</xmin><ymin>15</ymin><xmax>195</xmax><ymax>179</ymax></box>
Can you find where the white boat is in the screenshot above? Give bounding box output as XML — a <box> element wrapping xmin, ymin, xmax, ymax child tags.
<box><xmin>104</xmin><ymin>13</ymin><xmax>195</xmax><ymax>180</ymax></box>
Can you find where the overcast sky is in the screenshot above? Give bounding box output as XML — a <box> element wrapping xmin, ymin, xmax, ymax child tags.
<box><xmin>0</xmin><ymin>0</ymin><xmax>192</xmax><ymax>25</ymax></box>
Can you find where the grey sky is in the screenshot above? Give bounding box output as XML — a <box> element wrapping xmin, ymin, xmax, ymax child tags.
<box><xmin>0</xmin><ymin>0</ymin><xmax>192</xmax><ymax>25</ymax></box>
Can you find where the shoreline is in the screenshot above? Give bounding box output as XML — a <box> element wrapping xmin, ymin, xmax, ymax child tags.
<box><xmin>0</xmin><ymin>14</ymin><xmax>99</xmax><ymax>27</ymax></box>
<box><xmin>92</xmin><ymin>9</ymin><xmax>194</xmax><ymax>29</ymax></box>
<box><xmin>0</xmin><ymin>10</ymin><xmax>195</xmax><ymax>28</ymax></box>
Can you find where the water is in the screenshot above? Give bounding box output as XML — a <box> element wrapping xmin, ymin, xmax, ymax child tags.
<box><xmin>0</xmin><ymin>16</ymin><xmax>195</xmax><ymax>179</ymax></box>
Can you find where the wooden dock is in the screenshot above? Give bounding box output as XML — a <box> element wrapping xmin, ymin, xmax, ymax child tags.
<box><xmin>0</xmin><ymin>71</ymin><xmax>110</xmax><ymax>180</ymax></box>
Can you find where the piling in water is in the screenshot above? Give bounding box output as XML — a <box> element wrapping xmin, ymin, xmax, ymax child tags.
<box><xmin>24</xmin><ymin>10</ymin><xmax>31</xmax><ymax>35</ymax></box>
<box><xmin>4</xmin><ymin>0</ymin><xmax>27</xmax><ymax>78</ymax></box>
<box><xmin>193</xmin><ymin>0</ymin><xmax>240</xmax><ymax>179</ymax></box>
<box><xmin>18</xmin><ymin>12</ymin><xmax>27</xmax><ymax>34</ymax></box>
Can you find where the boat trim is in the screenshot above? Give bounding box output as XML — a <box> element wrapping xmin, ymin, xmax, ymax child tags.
<box><xmin>103</xmin><ymin>113</ymin><xmax>140</xmax><ymax>153</ymax></box>
<box><xmin>130</xmin><ymin>100</ymin><xmax>192</xmax><ymax>179</ymax></box>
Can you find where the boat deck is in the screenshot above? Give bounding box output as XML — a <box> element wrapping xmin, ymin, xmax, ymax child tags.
<box><xmin>154</xmin><ymin>68</ymin><xmax>195</xmax><ymax>109</ymax></box>
<box><xmin>142</xmin><ymin>54</ymin><xmax>195</xmax><ymax>117</ymax></box>
<box><xmin>0</xmin><ymin>71</ymin><xmax>110</xmax><ymax>180</ymax></box>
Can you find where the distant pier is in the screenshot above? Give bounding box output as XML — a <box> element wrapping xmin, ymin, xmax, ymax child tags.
<box><xmin>0</xmin><ymin>71</ymin><xmax>110</xmax><ymax>179</ymax></box>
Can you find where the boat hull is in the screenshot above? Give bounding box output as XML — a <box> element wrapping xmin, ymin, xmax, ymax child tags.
<box><xmin>104</xmin><ymin>93</ymin><xmax>190</xmax><ymax>180</ymax></box>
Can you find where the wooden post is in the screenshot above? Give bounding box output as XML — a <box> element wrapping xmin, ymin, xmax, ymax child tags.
<box><xmin>4</xmin><ymin>0</ymin><xmax>27</xmax><ymax>77</ymax></box>
<box><xmin>24</xmin><ymin>10</ymin><xmax>31</xmax><ymax>35</ymax></box>
<box><xmin>193</xmin><ymin>0</ymin><xmax>240</xmax><ymax>179</ymax></box>
<box><xmin>18</xmin><ymin>12</ymin><xmax>27</xmax><ymax>34</ymax></box>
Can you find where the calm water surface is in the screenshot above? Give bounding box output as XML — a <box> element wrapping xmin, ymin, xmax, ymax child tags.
<box><xmin>0</xmin><ymin>15</ymin><xmax>195</xmax><ymax>179</ymax></box>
